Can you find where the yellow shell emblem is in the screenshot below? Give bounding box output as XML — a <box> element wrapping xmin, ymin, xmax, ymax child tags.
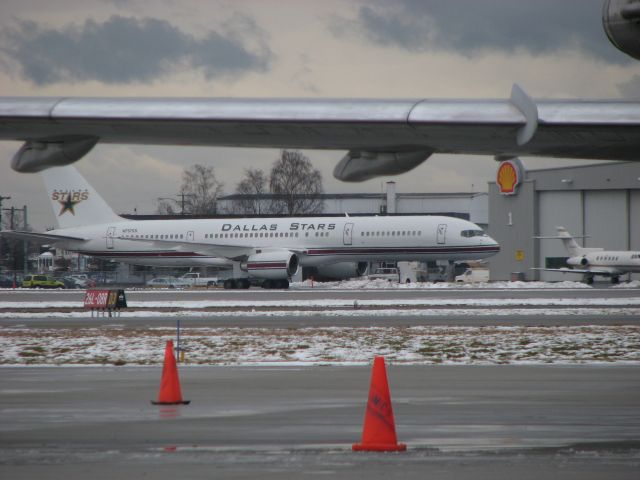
<box><xmin>497</xmin><ymin>161</ymin><xmax>519</xmax><ymax>194</ymax></box>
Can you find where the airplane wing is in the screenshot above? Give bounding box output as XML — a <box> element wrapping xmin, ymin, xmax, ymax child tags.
<box><xmin>1</xmin><ymin>85</ymin><xmax>639</xmax><ymax>181</ymax></box>
<box><xmin>117</xmin><ymin>236</ymin><xmax>277</xmax><ymax>261</ymax></box>
<box><xmin>0</xmin><ymin>230</ymin><xmax>87</xmax><ymax>243</ymax></box>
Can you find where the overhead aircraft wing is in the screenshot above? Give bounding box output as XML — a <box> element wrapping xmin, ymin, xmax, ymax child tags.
<box><xmin>1</xmin><ymin>85</ymin><xmax>639</xmax><ymax>181</ymax></box>
<box><xmin>0</xmin><ymin>230</ymin><xmax>87</xmax><ymax>244</ymax></box>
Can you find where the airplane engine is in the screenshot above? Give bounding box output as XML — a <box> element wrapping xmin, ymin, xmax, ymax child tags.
<box><xmin>243</xmin><ymin>251</ymin><xmax>299</xmax><ymax>279</ymax></box>
<box><xmin>567</xmin><ymin>256</ymin><xmax>589</xmax><ymax>267</ymax></box>
<box><xmin>603</xmin><ymin>0</ymin><xmax>640</xmax><ymax>60</ymax></box>
<box><xmin>315</xmin><ymin>262</ymin><xmax>368</xmax><ymax>280</ymax></box>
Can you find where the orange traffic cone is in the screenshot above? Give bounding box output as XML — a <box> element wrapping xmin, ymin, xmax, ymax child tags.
<box><xmin>151</xmin><ymin>340</ymin><xmax>190</xmax><ymax>405</ymax></box>
<box><xmin>352</xmin><ymin>356</ymin><xmax>406</xmax><ymax>452</ymax></box>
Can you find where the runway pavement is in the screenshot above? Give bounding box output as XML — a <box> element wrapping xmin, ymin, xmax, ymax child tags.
<box><xmin>1</xmin><ymin>284</ymin><xmax>639</xmax><ymax>477</ymax></box>
<box><xmin>1</xmin><ymin>365</ymin><xmax>639</xmax><ymax>479</ymax></box>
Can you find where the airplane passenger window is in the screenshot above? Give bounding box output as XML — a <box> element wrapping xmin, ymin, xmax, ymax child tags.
<box><xmin>305</xmin><ymin>232</ymin><xmax>309</xmax><ymax>237</ymax></box>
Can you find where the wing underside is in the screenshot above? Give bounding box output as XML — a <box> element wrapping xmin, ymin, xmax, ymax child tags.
<box><xmin>1</xmin><ymin>85</ymin><xmax>639</xmax><ymax>179</ymax></box>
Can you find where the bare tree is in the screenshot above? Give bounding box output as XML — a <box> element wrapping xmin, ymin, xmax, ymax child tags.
<box><xmin>269</xmin><ymin>150</ymin><xmax>324</xmax><ymax>216</ymax></box>
<box><xmin>157</xmin><ymin>164</ymin><xmax>224</xmax><ymax>215</ymax></box>
<box><xmin>231</xmin><ymin>168</ymin><xmax>271</xmax><ymax>215</ymax></box>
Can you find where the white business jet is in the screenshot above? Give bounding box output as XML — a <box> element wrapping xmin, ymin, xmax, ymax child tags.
<box><xmin>536</xmin><ymin>226</ymin><xmax>640</xmax><ymax>284</ymax></box>
<box><xmin>2</xmin><ymin>166</ymin><xmax>499</xmax><ymax>289</ymax></box>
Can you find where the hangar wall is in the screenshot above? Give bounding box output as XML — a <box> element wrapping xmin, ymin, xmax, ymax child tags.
<box><xmin>488</xmin><ymin>162</ymin><xmax>640</xmax><ymax>281</ymax></box>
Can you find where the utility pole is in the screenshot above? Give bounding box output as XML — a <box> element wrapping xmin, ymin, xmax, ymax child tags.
<box><xmin>23</xmin><ymin>205</ymin><xmax>28</xmax><ymax>274</ymax></box>
<box><xmin>0</xmin><ymin>195</ymin><xmax>11</xmax><ymax>272</ymax></box>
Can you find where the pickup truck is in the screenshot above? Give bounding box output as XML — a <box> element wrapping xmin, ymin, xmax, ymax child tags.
<box><xmin>367</xmin><ymin>267</ymin><xmax>400</xmax><ymax>282</ymax></box>
<box><xmin>180</xmin><ymin>272</ymin><xmax>219</xmax><ymax>287</ymax></box>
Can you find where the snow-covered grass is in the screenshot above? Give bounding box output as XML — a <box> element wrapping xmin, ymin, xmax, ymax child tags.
<box><xmin>2</xmin><ymin>325</ymin><xmax>638</xmax><ymax>366</ymax></box>
<box><xmin>292</xmin><ymin>279</ymin><xmax>595</xmax><ymax>290</ymax></box>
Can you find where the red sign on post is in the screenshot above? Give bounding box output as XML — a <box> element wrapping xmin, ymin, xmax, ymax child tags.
<box><xmin>84</xmin><ymin>289</ymin><xmax>111</xmax><ymax>309</ymax></box>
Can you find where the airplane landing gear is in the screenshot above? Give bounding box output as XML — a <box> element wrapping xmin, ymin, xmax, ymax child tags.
<box><xmin>584</xmin><ymin>275</ymin><xmax>594</xmax><ymax>285</ymax></box>
<box><xmin>611</xmin><ymin>276</ymin><xmax>620</xmax><ymax>284</ymax></box>
<box><xmin>261</xmin><ymin>279</ymin><xmax>289</xmax><ymax>289</ymax></box>
<box><xmin>223</xmin><ymin>278</ymin><xmax>251</xmax><ymax>289</ymax></box>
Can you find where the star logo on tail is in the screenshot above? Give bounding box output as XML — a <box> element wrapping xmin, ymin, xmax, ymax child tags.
<box><xmin>58</xmin><ymin>194</ymin><xmax>80</xmax><ymax>216</ymax></box>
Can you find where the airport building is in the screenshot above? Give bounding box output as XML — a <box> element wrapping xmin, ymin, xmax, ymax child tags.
<box><xmin>219</xmin><ymin>182</ymin><xmax>489</xmax><ymax>226</ymax></box>
<box><xmin>488</xmin><ymin>161</ymin><xmax>640</xmax><ymax>281</ymax></box>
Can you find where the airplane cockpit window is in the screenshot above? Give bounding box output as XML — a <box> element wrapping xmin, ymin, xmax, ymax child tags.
<box><xmin>460</xmin><ymin>229</ymin><xmax>488</xmax><ymax>238</ymax></box>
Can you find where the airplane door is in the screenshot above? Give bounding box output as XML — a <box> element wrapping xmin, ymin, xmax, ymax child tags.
<box><xmin>437</xmin><ymin>224</ymin><xmax>447</xmax><ymax>245</ymax></box>
<box><xmin>186</xmin><ymin>231</ymin><xmax>194</xmax><ymax>242</ymax></box>
<box><xmin>343</xmin><ymin>223</ymin><xmax>354</xmax><ymax>245</ymax></box>
<box><xmin>106</xmin><ymin>226</ymin><xmax>116</xmax><ymax>249</ymax></box>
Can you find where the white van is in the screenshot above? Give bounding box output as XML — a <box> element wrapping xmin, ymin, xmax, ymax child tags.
<box><xmin>454</xmin><ymin>269</ymin><xmax>489</xmax><ymax>283</ymax></box>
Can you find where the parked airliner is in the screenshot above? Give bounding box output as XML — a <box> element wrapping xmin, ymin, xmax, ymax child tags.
<box><xmin>536</xmin><ymin>226</ymin><xmax>640</xmax><ymax>284</ymax></box>
<box><xmin>2</xmin><ymin>166</ymin><xmax>499</xmax><ymax>288</ymax></box>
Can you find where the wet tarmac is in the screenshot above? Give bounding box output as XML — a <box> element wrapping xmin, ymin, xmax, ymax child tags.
<box><xmin>1</xmin><ymin>365</ymin><xmax>639</xmax><ymax>479</ymax></box>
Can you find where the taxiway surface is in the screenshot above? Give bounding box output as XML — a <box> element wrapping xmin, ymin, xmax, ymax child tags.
<box><xmin>1</xmin><ymin>365</ymin><xmax>639</xmax><ymax>479</ymax></box>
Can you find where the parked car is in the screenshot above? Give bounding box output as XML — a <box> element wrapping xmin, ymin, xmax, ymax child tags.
<box><xmin>0</xmin><ymin>275</ymin><xmax>15</xmax><ymax>288</ymax></box>
<box><xmin>22</xmin><ymin>275</ymin><xmax>65</xmax><ymax>289</ymax></box>
<box><xmin>69</xmin><ymin>274</ymin><xmax>90</xmax><ymax>288</ymax></box>
<box><xmin>57</xmin><ymin>276</ymin><xmax>81</xmax><ymax>289</ymax></box>
<box><xmin>146</xmin><ymin>277</ymin><xmax>191</xmax><ymax>289</ymax></box>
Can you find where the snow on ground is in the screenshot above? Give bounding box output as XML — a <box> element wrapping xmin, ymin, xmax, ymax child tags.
<box><xmin>1</xmin><ymin>297</ymin><xmax>639</xmax><ymax>310</ymax></box>
<box><xmin>2</xmin><ymin>325</ymin><xmax>638</xmax><ymax>366</ymax></box>
<box><xmin>2</xmin><ymin>307</ymin><xmax>640</xmax><ymax>319</ymax></box>
<box><xmin>292</xmin><ymin>279</ymin><xmax>595</xmax><ymax>289</ymax></box>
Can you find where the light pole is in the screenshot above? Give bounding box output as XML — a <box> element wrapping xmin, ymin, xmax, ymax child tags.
<box><xmin>0</xmin><ymin>195</ymin><xmax>11</xmax><ymax>272</ymax></box>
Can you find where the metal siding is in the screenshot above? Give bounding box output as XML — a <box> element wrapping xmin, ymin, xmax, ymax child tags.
<box><xmin>630</xmin><ymin>191</ymin><xmax>640</xmax><ymax>280</ymax></box>
<box><xmin>584</xmin><ymin>190</ymin><xmax>627</xmax><ymax>250</ymax></box>
<box><xmin>487</xmin><ymin>181</ymin><xmax>536</xmax><ymax>281</ymax></box>
<box><xmin>537</xmin><ymin>191</ymin><xmax>582</xmax><ymax>282</ymax></box>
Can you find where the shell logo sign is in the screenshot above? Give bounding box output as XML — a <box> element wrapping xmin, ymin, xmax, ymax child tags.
<box><xmin>496</xmin><ymin>160</ymin><xmax>521</xmax><ymax>195</ymax></box>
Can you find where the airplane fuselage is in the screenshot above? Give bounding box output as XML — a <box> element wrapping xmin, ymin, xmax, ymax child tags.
<box><xmin>50</xmin><ymin>215</ymin><xmax>499</xmax><ymax>268</ymax></box>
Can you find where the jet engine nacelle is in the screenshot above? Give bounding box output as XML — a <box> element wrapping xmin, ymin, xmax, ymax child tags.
<box><xmin>603</xmin><ymin>0</ymin><xmax>640</xmax><ymax>61</ymax></box>
<box><xmin>315</xmin><ymin>262</ymin><xmax>368</xmax><ymax>280</ymax></box>
<box><xmin>243</xmin><ymin>251</ymin><xmax>299</xmax><ymax>279</ymax></box>
<box><xmin>567</xmin><ymin>256</ymin><xmax>589</xmax><ymax>267</ymax></box>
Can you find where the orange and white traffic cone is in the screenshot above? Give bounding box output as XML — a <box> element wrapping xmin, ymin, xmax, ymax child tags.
<box><xmin>151</xmin><ymin>340</ymin><xmax>190</xmax><ymax>405</ymax></box>
<box><xmin>352</xmin><ymin>356</ymin><xmax>406</xmax><ymax>451</ymax></box>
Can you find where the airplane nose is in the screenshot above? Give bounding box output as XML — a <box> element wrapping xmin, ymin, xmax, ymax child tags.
<box><xmin>483</xmin><ymin>235</ymin><xmax>500</xmax><ymax>252</ymax></box>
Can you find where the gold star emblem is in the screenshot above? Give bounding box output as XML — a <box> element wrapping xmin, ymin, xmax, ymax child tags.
<box><xmin>58</xmin><ymin>194</ymin><xmax>79</xmax><ymax>216</ymax></box>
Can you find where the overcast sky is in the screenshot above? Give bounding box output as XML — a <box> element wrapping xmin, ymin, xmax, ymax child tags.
<box><xmin>1</xmin><ymin>0</ymin><xmax>638</xmax><ymax>229</ymax></box>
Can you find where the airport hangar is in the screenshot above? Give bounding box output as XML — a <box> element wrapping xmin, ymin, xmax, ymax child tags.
<box><xmin>488</xmin><ymin>160</ymin><xmax>640</xmax><ymax>282</ymax></box>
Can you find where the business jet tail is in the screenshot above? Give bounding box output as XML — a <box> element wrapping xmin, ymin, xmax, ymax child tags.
<box><xmin>41</xmin><ymin>166</ymin><xmax>121</xmax><ymax>229</ymax></box>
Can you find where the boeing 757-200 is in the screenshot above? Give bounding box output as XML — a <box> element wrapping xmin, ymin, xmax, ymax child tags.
<box><xmin>1</xmin><ymin>166</ymin><xmax>499</xmax><ymax>289</ymax></box>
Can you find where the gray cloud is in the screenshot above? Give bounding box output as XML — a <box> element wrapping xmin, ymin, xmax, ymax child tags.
<box><xmin>0</xmin><ymin>14</ymin><xmax>272</xmax><ymax>85</ymax></box>
<box><xmin>330</xmin><ymin>0</ymin><xmax>632</xmax><ymax>64</ymax></box>
<box><xmin>618</xmin><ymin>75</ymin><xmax>640</xmax><ymax>98</ymax></box>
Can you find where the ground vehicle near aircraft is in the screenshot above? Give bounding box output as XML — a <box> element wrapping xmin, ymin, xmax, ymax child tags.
<box><xmin>368</xmin><ymin>267</ymin><xmax>400</xmax><ymax>283</ymax></box>
<box><xmin>535</xmin><ymin>226</ymin><xmax>640</xmax><ymax>284</ymax></box>
<box><xmin>146</xmin><ymin>277</ymin><xmax>191</xmax><ymax>289</ymax></box>
<box><xmin>1</xmin><ymin>166</ymin><xmax>499</xmax><ymax>289</ymax></box>
<box><xmin>22</xmin><ymin>275</ymin><xmax>65</xmax><ymax>289</ymax></box>
<box><xmin>455</xmin><ymin>268</ymin><xmax>490</xmax><ymax>283</ymax></box>
<box><xmin>180</xmin><ymin>272</ymin><xmax>219</xmax><ymax>287</ymax></box>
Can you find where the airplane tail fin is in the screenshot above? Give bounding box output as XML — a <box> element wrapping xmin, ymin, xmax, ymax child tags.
<box><xmin>41</xmin><ymin>166</ymin><xmax>122</xmax><ymax>229</ymax></box>
<box><xmin>556</xmin><ymin>226</ymin><xmax>586</xmax><ymax>256</ymax></box>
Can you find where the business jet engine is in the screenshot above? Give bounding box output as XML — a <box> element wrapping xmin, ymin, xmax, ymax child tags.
<box><xmin>603</xmin><ymin>0</ymin><xmax>640</xmax><ymax>60</ymax></box>
<box><xmin>243</xmin><ymin>250</ymin><xmax>299</xmax><ymax>279</ymax></box>
<box><xmin>314</xmin><ymin>262</ymin><xmax>368</xmax><ymax>280</ymax></box>
<box><xmin>567</xmin><ymin>256</ymin><xmax>589</xmax><ymax>267</ymax></box>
